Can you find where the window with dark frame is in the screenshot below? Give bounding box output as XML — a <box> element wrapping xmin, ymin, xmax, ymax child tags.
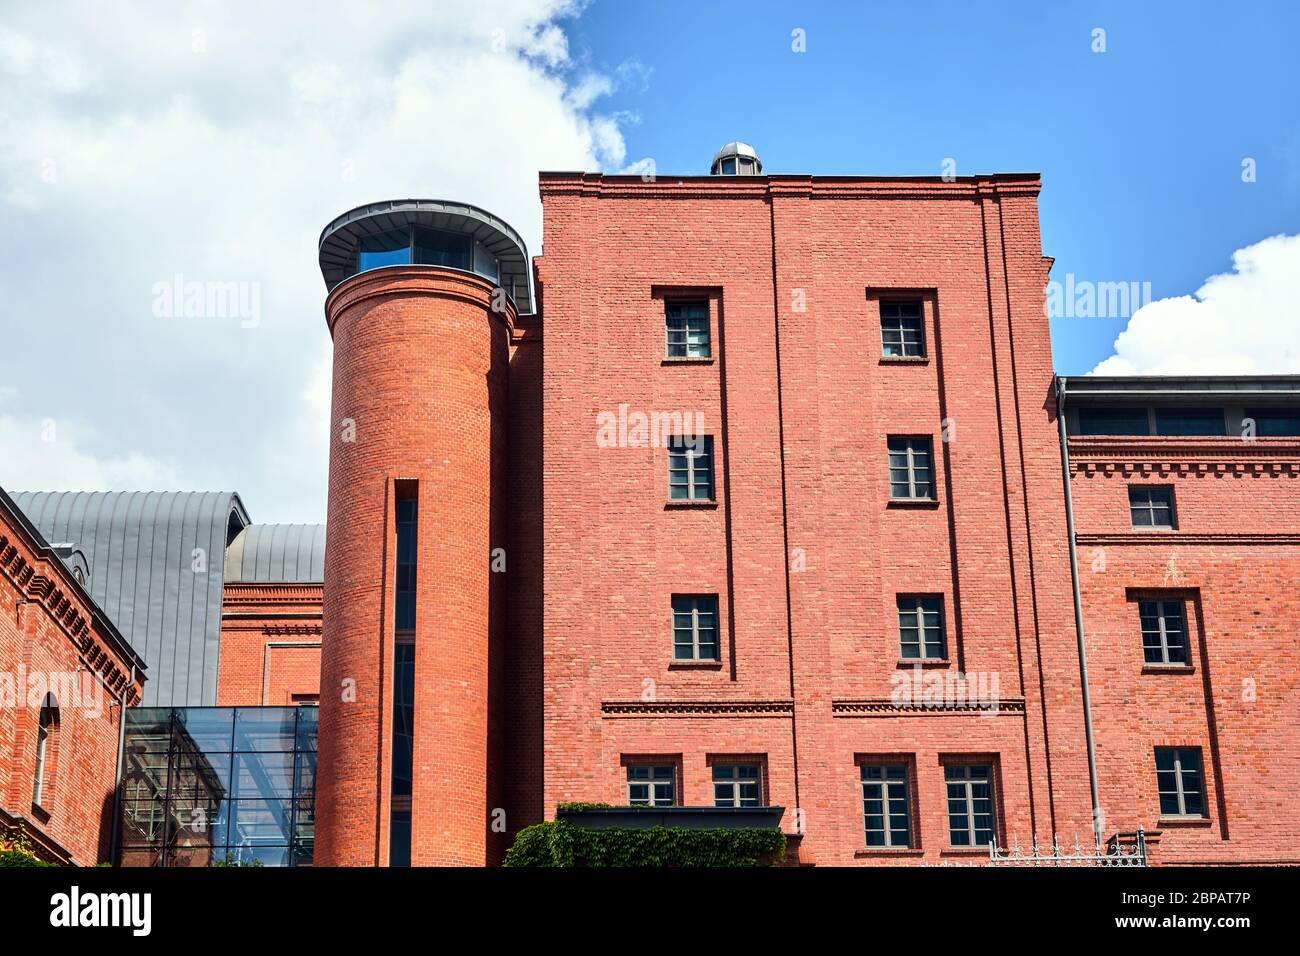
<box><xmin>32</xmin><ymin>696</ymin><xmax>56</xmax><ymax>807</ymax></box>
<box><xmin>665</xmin><ymin>300</ymin><xmax>710</xmax><ymax>358</ymax></box>
<box><xmin>667</xmin><ymin>435</ymin><xmax>714</xmax><ymax>501</ymax></box>
<box><xmin>887</xmin><ymin>437</ymin><xmax>935</xmax><ymax>500</ymax></box>
<box><xmin>861</xmin><ymin>764</ymin><xmax>912</xmax><ymax>848</ymax></box>
<box><xmin>671</xmin><ymin>594</ymin><xmax>719</xmax><ymax>661</ymax></box>
<box><xmin>1129</xmin><ymin>485</ymin><xmax>1176</xmax><ymax>529</ymax></box>
<box><xmin>1155</xmin><ymin>747</ymin><xmax>1205</xmax><ymax>818</ymax></box>
<box><xmin>879</xmin><ymin>299</ymin><xmax>925</xmax><ymax>358</ymax></box>
<box><xmin>627</xmin><ymin>764</ymin><xmax>676</xmax><ymax>806</ymax></box>
<box><xmin>1154</xmin><ymin>406</ymin><xmax>1227</xmax><ymax>437</ymax></box>
<box><xmin>1076</xmin><ymin>406</ymin><xmax>1151</xmax><ymax>436</ymax></box>
<box><xmin>944</xmin><ymin>763</ymin><xmax>996</xmax><ymax>847</ymax></box>
<box><xmin>1244</xmin><ymin>407</ymin><xmax>1300</xmax><ymax>437</ymax></box>
<box><xmin>897</xmin><ymin>595</ymin><xmax>946</xmax><ymax>660</ymax></box>
<box><xmin>712</xmin><ymin>764</ymin><xmax>761</xmax><ymax>807</ymax></box>
<box><xmin>1139</xmin><ymin>599</ymin><xmax>1188</xmax><ymax>666</ymax></box>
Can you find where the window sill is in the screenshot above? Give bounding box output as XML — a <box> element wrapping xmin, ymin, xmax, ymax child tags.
<box><xmin>661</xmin><ymin>357</ymin><xmax>714</xmax><ymax>365</ymax></box>
<box><xmin>1128</xmin><ymin>526</ymin><xmax>1178</xmax><ymax>532</ymax></box>
<box><xmin>30</xmin><ymin>803</ymin><xmax>51</xmax><ymax>824</ymax></box>
<box><xmin>887</xmin><ymin>498</ymin><xmax>940</xmax><ymax>510</ymax></box>
<box><xmin>940</xmin><ymin>847</ymin><xmax>992</xmax><ymax>857</ymax></box>
<box><xmin>897</xmin><ymin>659</ymin><xmax>951</xmax><ymax>668</ymax></box>
<box><xmin>855</xmin><ymin>848</ymin><xmax>925</xmax><ymax>858</ymax></box>
<box><xmin>668</xmin><ymin>660</ymin><xmax>723</xmax><ymax>671</ymax></box>
<box><xmin>1142</xmin><ymin>664</ymin><xmax>1194</xmax><ymax>674</ymax></box>
<box><xmin>1158</xmin><ymin>816</ymin><xmax>1212</xmax><ymax>828</ymax></box>
<box><xmin>879</xmin><ymin>356</ymin><xmax>929</xmax><ymax>365</ymax></box>
<box><xmin>664</xmin><ymin>500</ymin><xmax>718</xmax><ymax>510</ymax></box>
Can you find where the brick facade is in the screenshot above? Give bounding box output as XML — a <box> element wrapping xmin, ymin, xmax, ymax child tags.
<box><xmin>217</xmin><ymin>583</ymin><xmax>323</xmax><ymax>706</ymax></box>
<box><xmin>0</xmin><ymin>493</ymin><xmax>144</xmax><ymax>865</ymax></box>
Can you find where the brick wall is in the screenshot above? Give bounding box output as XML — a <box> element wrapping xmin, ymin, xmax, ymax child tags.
<box><xmin>0</xmin><ymin>505</ymin><xmax>144</xmax><ymax>864</ymax></box>
<box><xmin>217</xmin><ymin>583</ymin><xmax>323</xmax><ymax>706</ymax></box>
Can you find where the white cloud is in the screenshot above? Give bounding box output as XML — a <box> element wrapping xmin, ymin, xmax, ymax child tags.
<box><xmin>1092</xmin><ymin>234</ymin><xmax>1300</xmax><ymax>376</ymax></box>
<box><xmin>0</xmin><ymin>0</ymin><xmax>645</xmax><ymax>523</ymax></box>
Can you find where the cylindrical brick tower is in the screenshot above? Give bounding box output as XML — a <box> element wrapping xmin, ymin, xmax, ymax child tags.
<box><xmin>313</xmin><ymin>201</ymin><xmax>528</xmax><ymax>865</ymax></box>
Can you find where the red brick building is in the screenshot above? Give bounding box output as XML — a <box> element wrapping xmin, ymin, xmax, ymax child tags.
<box><xmin>0</xmin><ymin>488</ymin><xmax>145</xmax><ymax>865</ymax></box>
<box><xmin>4</xmin><ymin>145</ymin><xmax>1297</xmax><ymax>867</ymax></box>
<box><xmin>306</xmin><ymin>145</ymin><xmax>1299</xmax><ymax>866</ymax></box>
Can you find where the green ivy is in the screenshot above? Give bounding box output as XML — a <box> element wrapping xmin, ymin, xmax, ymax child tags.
<box><xmin>504</xmin><ymin>821</ymin><xmax>785</xmax><ymax>867</ymax></box>
<box><xmin>0</xmin><ymin>850</ymin><xmax>56</xmax><ymax>868</ymax></box>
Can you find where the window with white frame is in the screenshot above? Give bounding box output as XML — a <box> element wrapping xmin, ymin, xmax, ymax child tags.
<box><xmin>712</xmin><ymin>763</ymin><xmax>761</xmax><ymax>807</ymax></box>
<box><xmin>627</xmin><ymin>764</ymin><xmax>676</xmax><ymax>806</ymax></box>
<box><xmin>667</xmin><ymin>436</ymin><xmax>714</xmax><ymax>501</ymax></box>
<box><xmin>1155</xmin><ymin>747</ymin><xmax>1205</xmax><ymax>818</ymax></box>
<box><xmin>1139</xmin><ymin>599</ymin><xmax>1188</xmax><ymax>665</ymax></box>
<box><xmin>672</xmin><ymin>594</ymin><xmax>719</xmax><ymax>661</ymax></box>
<box><xmin>861</xmin><ymin>764</ymin><xmax>912</xmax><ymax>848</ymax></box>
<box><xmin>888</xmin><ymin>437</ymin><xmax>935</xmax><ymax>500</ymax></box>
<box><xmin>944</xmin><ymin>763</ymin><xmax>995</xmax><ymax>847</ymax></box>
<box><xmin>665</xmin><ymin>300</ymin><xmax>710</xmax><ymax>358</ymax></box>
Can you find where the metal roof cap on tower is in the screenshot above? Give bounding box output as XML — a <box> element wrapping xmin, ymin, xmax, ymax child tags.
<box><xmin>710</xmin><ymin>141</ymin><xmax>763</xmax><ymax>175</ymax></box>
<box><xmin>317</xmin><ymin>198</ymin><xmax>533</xmax><ymax>314</ymax></box>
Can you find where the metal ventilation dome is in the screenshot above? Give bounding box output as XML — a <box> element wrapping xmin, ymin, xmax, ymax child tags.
<box><xmin>710</xmin><ymin>141</ymin><xmax>763</xmax><ymax>176</ymax></box>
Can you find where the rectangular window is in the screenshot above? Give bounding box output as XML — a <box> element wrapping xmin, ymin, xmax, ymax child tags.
<box><xmin>887</xmin><ymin>437</ymin><xmax>934</xmax><ymax>500</ymax></box>
<box><xmin>897</xmin><ymin>595</ymin><xmax>946</xmax><ymax>660</ymax></box>
<box><xmin>1139</xmin><ymin>599</ymin><xmax>1188</xmax><ymax>666</ymax></box>
<box><xmin>880</xmin><ymin>299</ymin><xmax>925</xmax><ymax>358</ymax></box>
<box><xmin>1155</xmin><ymin>747</ymin><xmax>1205</xmax><ymax>818</ymax></box>
<box><xmin>672</xmin><ymin>594</ymin><xmax>719</xmax><ymax>661</ymax></box>
<box><xmin>945</xmin><ymin>763</ymin><xmax>996</xmax><ymax>847</ymax></box>
<box><xmin>1129</xmin><ymin>486</ymin><xmax>1176</xmax><ymax>529</ymax></box>
<box><xmin>1077</xmin><ymin>406</ymin><xmax>1151</xmax><ymax>436</ymax></box>
<box><xmin>390</xmin><ymin>490</ymin><xmax>417</xmax><ymax>867</ymax></box>
<box><xmin>413</xmin><ymin>227</ymin><xmax>471</xmax><ymax>270</ymax></box>
<box><xmin>665</xmin><ymin>300</ymin><xmax>710</xmax><ymax>358</ymax></box>
<box><xmin>712</xmin><ymin>764</ymin><xmax>761</xmax><ymax>807</ymax></box>
<box><xmin>667</xmin><ymin>435</ymin><xmax>714</xmax><ymax>501</ymax></box>
<box><xmin>627</xmin><ymin>764</ymin><xmax>676</xmax><ymax>806</ymax></box>
<box><xmin>1245</xmin><ymin>407</ymin><xmax>1300</xmax><ymax>437</ymax></box>
<box><xmin>861</xmin><ymin>764</ymin><xmax>912</xmax><ymax>848</ymax></box>
<box><xmin>1155</xmin><ymin>406</ymin><xmax>1226</xmax><ymax>437</ymax></box>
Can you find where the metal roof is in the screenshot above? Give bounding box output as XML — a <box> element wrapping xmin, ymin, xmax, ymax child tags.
<box><xmin>225</xmin><ymin>523</ymin><xmax>325</xmax><ymax>583</ymax></box>
<box><xmin>9</xmin><ymin>491</ymin><xmax>249</xmax><ymax>706</ymax></box>
<box><xmin>710</xmin><ymin>141</ymin><xmax>762</xmax><ymax>174</ymax></box>
<box><xmin>317</xmin><ymin>198</ymin><xmax>534</xmax><ymax>314</ymax></box>
<box><xmin>1059</xmin><ymin>374</ymin><xmax>1300</xmax><ymax>403</ymax></box>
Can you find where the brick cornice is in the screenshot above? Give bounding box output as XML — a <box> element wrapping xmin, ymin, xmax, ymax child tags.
<box><xmin>1068</xmin><ymin>437</ymin><xmax>1300</xmax><ymax>476</ymax></box>
<box><xmin>831</xmin><ymin>698</ymin><xmax>1026</xmax><ymax>716</ymax></box>
<box><xmin>601</xmin><ymin>699</ymin><xmax>794</xmax><ymax>718</ymax></box>
<box><xmin>0</xmin><ymin>532</ymin><xmax>143</xmax><ymax>705</ymax></box>
<box><xmin>538</xmin><ymin>173</ymin><xmax>1041</xmax><ymax>203</ymax></box>
<box><xmin>324</xmin><ymin>265</ymin><xmax>517</xmax><ymax>337</ymax></box>
<box><xmin>1076</xmin><ymin>532</ymin><xmax>1300</xmax><ymax>546</ymax></box>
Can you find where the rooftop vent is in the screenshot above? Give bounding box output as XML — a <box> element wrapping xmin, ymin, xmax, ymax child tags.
<box><xmin>710</xmin><ymin>141</ymin><xmax>762</xmax><ymax>176</ymax></box>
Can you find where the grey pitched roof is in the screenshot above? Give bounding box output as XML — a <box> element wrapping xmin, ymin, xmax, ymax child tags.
<box><xmin>224</xmin><ymin>523</ymin><xmax>325</xmax><ymax>583</ymax></box>
<box><xmin>10</xmin><ymin>491</ymin><xmax>249</xmax><ymax>706</ymax></box>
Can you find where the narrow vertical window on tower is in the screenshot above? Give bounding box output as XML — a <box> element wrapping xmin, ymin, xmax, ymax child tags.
<box><xmin>390</xmin><ymin>485</ymin><xmax>418</xmax><ymax>866</ymax></box>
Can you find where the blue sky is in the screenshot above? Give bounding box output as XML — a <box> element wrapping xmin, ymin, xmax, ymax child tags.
<box><xmin>571</xmin><ymin>0</ymin><xmax>1300</xmax><ymax>373</ymax></box>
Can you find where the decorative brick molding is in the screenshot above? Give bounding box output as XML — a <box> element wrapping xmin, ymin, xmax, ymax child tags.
<box><xmin>831</xmin><ymin>698</ymin><xmax>1026</xmax><ymax>716</ymax></box>
<box><xmin>1067</xmin><ymin>437</ymin><xmax>1300</xmax><ymax>476</ymax></box>
<box><xmin>601</xmin><ymin>699</ymin><xmax>795</xmax><ymax>718</ymax></box>
<box><xmin>0</xmin><ymin>534</ymin><xmax>141</xmax><ymax>704</ymax></box>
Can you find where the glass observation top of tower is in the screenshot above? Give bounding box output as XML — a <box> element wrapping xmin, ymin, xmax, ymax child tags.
<box><xmin>317</xmin><ymin>199</ymin><xmax>533</xmax><ymax>314</ymax></box>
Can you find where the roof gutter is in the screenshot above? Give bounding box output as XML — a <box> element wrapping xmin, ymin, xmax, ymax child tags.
<box><xmin>1056</xmin><ymin>376</ymin><xmax>1104</xmax><ymax>848</ymax></box>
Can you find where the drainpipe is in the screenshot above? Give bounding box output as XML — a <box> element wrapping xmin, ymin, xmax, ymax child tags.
<box><xmin>1056</xmin><ymin>376</ymin><xmax>1104</xmax><ymax>848</ymax></box>
<box><xmin>109</xmin><ymin>663</ymin><xmax>136</xmax><ymax>865</ymax></box>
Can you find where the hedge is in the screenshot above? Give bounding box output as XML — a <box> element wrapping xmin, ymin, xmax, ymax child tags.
<box><xmin>0</xmin><ymin>850</ymin><xmax>56</xmax><ymax>868</ymax></box>
<box><xmin>504</xmin><ymin>820</ymin><xmax>785</xmax><ymax>867</ymax></box>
